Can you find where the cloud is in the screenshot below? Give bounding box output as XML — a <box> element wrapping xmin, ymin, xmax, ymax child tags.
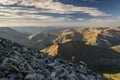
<box><xmin>0</xmin><ymin>18</ymin><xmax>78</xmax><ymax>27</ymax></box>
<box><xmin>0</xmin><ymin>17</ymin><xmax>120</xmax><ymax>27</ymax></box>
<box><xmin>0</xmin><ymin>0</ymin><xmax>110</xmax><ymax>16</ymax></box>
<box><xmin>0</xmin><ymin>0</ymin><xmax>114</xmax><ymax>27</ymax></box>
<box><xmin>78</xmin><ymin>18</ymin><xmax>120</xmax><ymax>27</ymax></box>
<box><xmin>77</xmin><ymin>18</ymin><xmax>85</xmax><ymax>21</ymax></box>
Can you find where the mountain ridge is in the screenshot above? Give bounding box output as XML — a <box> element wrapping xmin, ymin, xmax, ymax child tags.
<box><xmin>0</xmin><ymin>37</ymin><xmax>108</xmax><ymax>80</ymax></box>
<box><xmin>42</xmin><ymin>40</ymin><xmax>120</xmax><ymax>73</ymax></box>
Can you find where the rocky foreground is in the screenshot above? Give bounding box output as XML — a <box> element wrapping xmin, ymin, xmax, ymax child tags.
<box><xmin>0</xmin><ymin>37</ymin><xmax>109</xmax><ymax>80</ymax></box>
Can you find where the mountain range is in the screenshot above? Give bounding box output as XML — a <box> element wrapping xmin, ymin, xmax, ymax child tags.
<box><xmin>0</xmin><ymin>37</ymin><xmax>109</xmax><ymax>80</ymax></box>
<box><xmin>1</xmin><ymin>27</ymin><xmax>120</xmax><ymax>80</ymax></box>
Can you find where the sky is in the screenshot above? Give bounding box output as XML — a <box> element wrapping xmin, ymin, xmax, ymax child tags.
<box><xmin>0</xmin><ymin>0</ymin><xmax>120</xmax><ymax>27</ymax></box>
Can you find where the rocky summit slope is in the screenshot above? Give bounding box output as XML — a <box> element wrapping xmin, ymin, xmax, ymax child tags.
<box><xmin>0</xmin><ymin>37</ymin><xmax>109</xmax><ymax>80</ymax></box>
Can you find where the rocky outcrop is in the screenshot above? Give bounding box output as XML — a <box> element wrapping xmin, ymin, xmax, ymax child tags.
<box><xmin>0</xmin><ymin>37</ymin><xmax>108</xmax><ymax>80</ymax></box>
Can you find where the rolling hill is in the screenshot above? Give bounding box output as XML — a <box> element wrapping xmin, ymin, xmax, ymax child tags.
<box><xmin>0</xmin><ymin>27</ymin><xmax>30</xmax><ymax>46</ymax></box>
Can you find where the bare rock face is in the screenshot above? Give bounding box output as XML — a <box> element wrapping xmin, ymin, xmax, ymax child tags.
<box><xmin>0</xmin><ymin>37</ymin><xmax>109</xmax><ymax>80</ymax></box>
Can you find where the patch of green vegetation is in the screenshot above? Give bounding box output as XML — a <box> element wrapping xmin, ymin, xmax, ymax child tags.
<box><xmin>85</xmin><ymin>38</ymin><xmax>96</xmax><ymax>45</ymax></box>
<box><xmin>104</xmin><ymin>73</ymin><xmax>120</xmax><ymax>80</ymax></box>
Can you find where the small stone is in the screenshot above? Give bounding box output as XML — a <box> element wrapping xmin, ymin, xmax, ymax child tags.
<box><xmin>80</xmin><ymin>74</ymin><xmax>89</xmax><ymax>80</ymax></box>
<box><xmin>48</xmin><ymin>63</ymin><xmax>55</xmax><ymax>67</ymax></box>
<box><xmin>15</xmin><ymin>73</ymin><xmax>24</xmax><ymax>79</ymax></box>
<box><xmin>7</xmin><ymin>74</ymin><xmax>16</xmax><ymax>80</ymax></box>
<box><xmin>36</xmin><ymin>74</ymin><xmax>45</xmax><ymax>80</ymax></box>
<box><xmin>3</xmin><ymin>63</ymin><xmax>19</xmax><ymax>73</ymax></box>
<box><xmin>51</xmin><ymin>72</ymin><xmax>56</xmax><ymax>78</ymax></box>
<box><xmin>25</xmin><ymin>74</ymin><xmax>36</xmax><ymax>80</ymax></box>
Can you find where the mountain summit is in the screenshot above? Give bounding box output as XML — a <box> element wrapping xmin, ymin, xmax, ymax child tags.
<box><xmin>0</xmin><ymin>37</ymin><xmax>108</xmax><ymax>80</ymax></box>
